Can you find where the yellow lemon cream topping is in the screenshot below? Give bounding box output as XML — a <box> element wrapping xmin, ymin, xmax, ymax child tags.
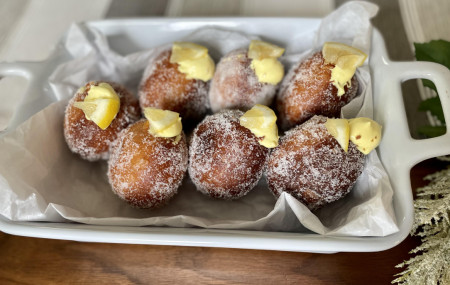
<box><xmin>248</xmin><ymin>40</ymin><xmax>285</xmax><ymax>85</ymax></box>
<box><xmin>325</xmin><ymin>118</ymin><xmax>350</xmax><ymax>152</ymax></box>
<box><xmin>326</xmin><ymin>117</ymin><xmax>381</xmax><ymax>154</ymax></box>
<box><xmin>73</xmin><ymin>82</ymin><xmax>120</xmax><ymax>130</ymax></box>
<box><xmin>322</xmin><ymin>42</ymin><xmax>367</xmax><ymax>96</ymax></box>
<box><xmin>144</xmin><ymin>107</ymin><xmax>182</xmax><ymax>141</ymax></box>
<box><xmin>239</xmin><ymin>104</ymin><xmax>279</xmax><ymax>148</ymax></box>
<box><xmin>349</xmin><ymin>117</ymin><xmax>382</xmax><ymax>155</ymax></box>
<box><xmin>170</xmin><ymin>42</ymin><xmax>215</xmax><ymax>81</ymax></box>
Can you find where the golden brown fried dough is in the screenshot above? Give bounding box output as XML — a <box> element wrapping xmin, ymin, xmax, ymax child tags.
<box><xmin>266</xmin><ymin>115</ymin><xmax>365</xmax><ymax>210</ymax></box>
<box><xmin>277</xmin><ymin>52</ymin><xmax>358</xmax><ymax>129</ymax></box>
<box><xmin>108</xmin><ymin>120</ymin><xmax>188</xmax><ymax>208</ymax></box>
<box><xmin>139</xmin><ymin>50</ymin><xmax>209</xmax><ymax>122</ymax></box>
<box><xmin>209</xmin><ymin>49</ymin><xmax>278</xmax><ymax>113</ymax></box>
<box><xmin>64</xmin><ymin>81</ymin><xmax>140</xmax><ymax>161</ymax></box>
<box><xmin>189</xmin><ymin>110</ymin><xmax>269</xmax><ymax>199</ymax></box>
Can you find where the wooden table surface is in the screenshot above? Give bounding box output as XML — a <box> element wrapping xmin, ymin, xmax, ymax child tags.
<box><xmin>0</xmin><ymin>158</ymin><xmax>446</xmax><ymax>285</ymax></box>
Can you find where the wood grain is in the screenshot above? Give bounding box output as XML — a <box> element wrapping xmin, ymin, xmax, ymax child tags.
<box><xmin>0</xmin><ymin>232</ymin><xmax>420</xmax><ymax>285</ymax></box>
<box><xmin>0</xmin><ymin>159</ymin><xmax>444</xmax><ymax>285</ymax></box>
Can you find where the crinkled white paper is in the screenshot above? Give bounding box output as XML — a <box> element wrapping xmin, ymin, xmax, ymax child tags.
<box><xmin>0</xmin><ymin>2</ymin><xmax>398</xmax><ymax>236</ymax></box>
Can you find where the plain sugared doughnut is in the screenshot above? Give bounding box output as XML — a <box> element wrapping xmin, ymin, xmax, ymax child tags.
<box><xmin>266</xmin><ymin>115</ymin><xmax>365</xmax><ymax>210</ymax></box>
<box><xmin>138</xmin><ymin>49</ymin><xmax>209</xmax><ymax>123</ymax></box>
<box><xmin>209</xmin><ymin>49</ymin><xmax>278</xmax><ymax>113</ymax></box>
<box><xmin>276</xmin><ymin>52</ymin><xmax>358</xmax><ymax>130</ymax></box>
<box><xmin>64</xmin><ymin>81</ymin><xmax>140</xmax><ymax>161</ymax></box>
<box><xmin>189</xmin><ymin>110</ymin><xmax>270</xmax><ymax>199</ymax></box>
<box><xmin>107</xmin><ymin>119</ymin><xmax>188</xmax><ymax>208</ymax></box>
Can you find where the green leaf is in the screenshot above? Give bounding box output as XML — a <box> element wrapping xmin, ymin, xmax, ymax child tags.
<box><xmin>422</xmin><ymin>79</ymin><xmax>437</xmax><ymax>93</ymax></box>
<box><xmin>415</xmin><ymin>40</ymin><xmax>450</xmax><ymax>93</ymax></box>
<box><xmin>418</xmin><ymin>97</ymin><xmax>445</xmax><ymax>123</ymax></box>
<box><xmin>418</xmin><ymin>125</ymin><xmax>447</xmax><ymax>138</ymax></box>
<box><xmin>414</xmin><ymin>40</ymin><xmax>450</xmax><ymax>70</ymax></box>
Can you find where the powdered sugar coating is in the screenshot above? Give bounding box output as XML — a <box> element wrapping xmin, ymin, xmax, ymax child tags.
<box><xmin>108</xmin><ymin>119</ymin><xmax>188</xmax><ymax>208</ymax></box>
<box><xmin>138</xmin><ymin>49</ymin><xmax>209</xmax><ymax>123</ymax></box>
<box><xmin>209</xmin><ymin>49</ymin><xmax>278</xmax><ymax>113</ymax></box>
<box><xmin>64</xmin><ymin>81</ymin><xmax>141</xmax><ymax>161</ymax></box>
<box><xmin>266</xmin><ymin>115</ymin><xmax>365</xmax><ymax>210</ymax></box>
<box><xmin>276</xmin><ymin>52</ymin><xmax>358</xmax><ymax>130</ymax></box>
<box><xmin>189</xmin><ymin>110</ymin><xmax>270</xmax><ymax>199</ymax></box>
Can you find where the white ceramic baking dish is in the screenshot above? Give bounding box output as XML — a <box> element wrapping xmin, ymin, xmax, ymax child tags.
<box><xmin>1</xmin><ymin>18</ymin><xmax>450</xmax><ymax>253</ymax></box>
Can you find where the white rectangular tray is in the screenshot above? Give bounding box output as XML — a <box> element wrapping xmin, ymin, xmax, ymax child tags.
<box><xmin>1</xmin><ymin>18</ymin><xmax>450</xmax><ymax>253</ymax></box>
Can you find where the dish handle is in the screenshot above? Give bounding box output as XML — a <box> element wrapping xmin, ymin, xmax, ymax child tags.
<box><xmin>0</xmin><ymin>62</ymin><xmax>37</xmax><ymax>78</ymax></box>
<box><xmin>386</xmin><ymin>60</ymin><xmax>450</xmax><ymax>166</ymax></box>
<box><xmin>0</xmin><ymin>61</ymin><xmax>53</xmax><ymax>133</ymax></box>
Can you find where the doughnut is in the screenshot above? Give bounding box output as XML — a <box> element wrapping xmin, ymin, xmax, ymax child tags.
<box><xmin>189</xmin><ymin>110</ymin><xmax>270</xmax><ymax>199</ymax></box>
<box><xmin>64</xmin><ymin>81</ymin><xmax>140</xmax><ymax>161</ymax></box>
<box><xmin>276</xmin><ymin>52</ymin><xmax>359</xmax><ymax>129</ymax></box>
<box><xmin>266</xmin><ymin>115</ymin><xmax>365</xmax><ymax>210</ymax></box>
<box><xmin>138</xmin><ymin>49</ymin><xmax>209</xmax><ymax>123</ymax></box>
<box><xmin>107</xmin><ymin>119</ymin><xmax>188</xmax><ymax>208</ymax></box>
<box><xmin>209</xmin><ymin>49</ymin><xmax>278</xmax><ymax>113</ymax></box>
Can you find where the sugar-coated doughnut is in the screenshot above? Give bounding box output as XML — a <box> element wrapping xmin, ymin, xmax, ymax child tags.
<box><xmin>138</xmin><ymin>49</ymin><xmax>209</xmax><ymax>123</ymax></box>
<box><xmin>209</xmin><ymin>49</ymin><xmax>278</xmax><ymax>113</ymax></box>
<box><xmin>64</xmin><ymin>81</ymin><xmax>140</xmax><ymax>161</ymax></box>
<box><xmin>276</xmin><ymin>52</ymin><xmax>358</xmax><ymax>129</ymax></box>
<box><xmin>266</xmin><ymin>115</ymin><xmax>365</xmax><ymax>210</ymax></box>
<box><xmin>108</xmin><ymin>119</ymin><xmax>188</xmax><ymax>208</ymax></box>
<box><xmin>189</xmin><ymin>110</ymin><xmax>270</xmax><ymax>199</ymax></box>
